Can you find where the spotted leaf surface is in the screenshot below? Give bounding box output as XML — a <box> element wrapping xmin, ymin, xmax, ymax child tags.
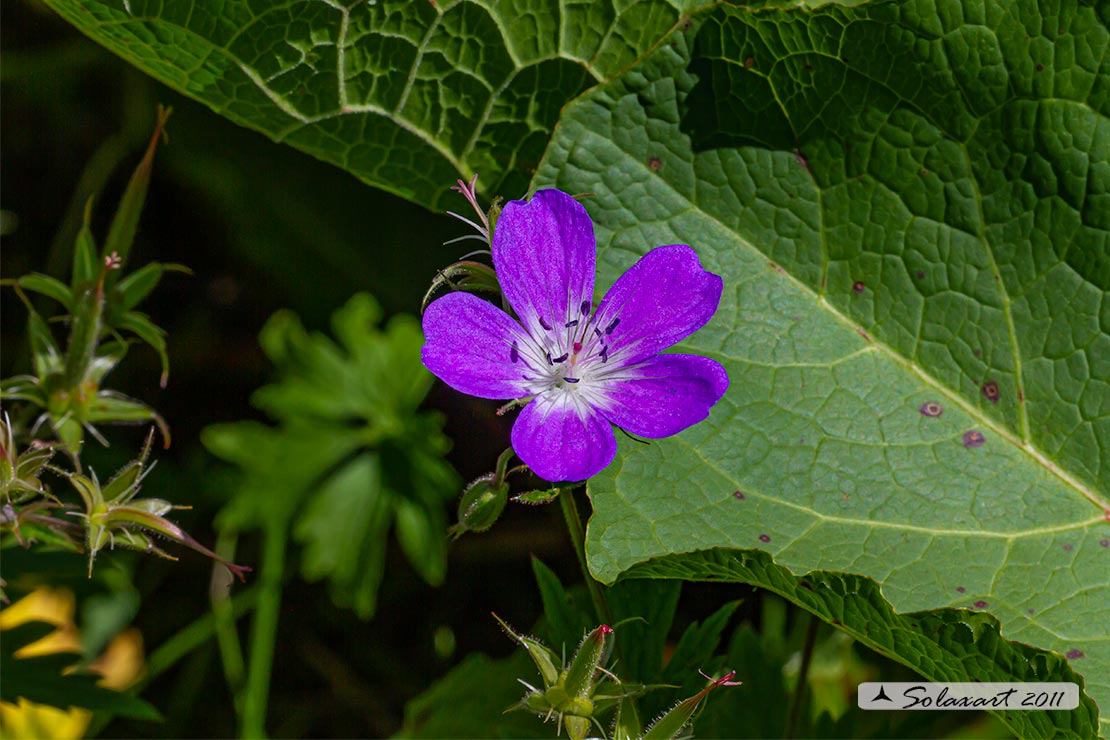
<box><xmin>42</xmin><ymin>0</ymin><xmax>699</xmax><ymax>210</ymax></box>
<box><xmin>535</xmin><ymin>2</ymin><xmax>1110</xmax><ymax>735</ymax></box>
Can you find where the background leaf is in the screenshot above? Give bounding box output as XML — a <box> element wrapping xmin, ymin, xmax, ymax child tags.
<box><xmin>203</xmin><ymin>294</ymin><xmax>460</xmax><ymax>618</ymax></box>
<box><xmin>397</xmin><ymin>651</ymin><xmax>550</xmax><ymax>739</ymax></box>
<box><xmin>0</xmin><ymin>622</ymin><xmax>161</xmax><ymax>721</ymax></box>
<box><xmin>533</xmin><ymin>1</ymin><xmax>1109</xmax><ymax>735</ymax></box>
<box><xmin>622</xmin><ymin>551</ymin><xmax>1099</xmax><ymax>739</ymax></box>
<box><xmin>41</xmin><ymin>0</ymin><xmax>701</xmax><ymax>210</ymax></box>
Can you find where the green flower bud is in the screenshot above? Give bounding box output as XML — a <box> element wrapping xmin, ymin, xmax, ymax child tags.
<box><xmin>564</xmin><ymin>624</ymin><xmax>613</xmax><ymax>700</ymax></box>
<box><xmin>451</xmin><ymin>475</ymin><xmax>509</xmax><ymax>537</ymax></box>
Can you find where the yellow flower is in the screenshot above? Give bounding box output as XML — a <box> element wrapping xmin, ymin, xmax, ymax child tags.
<box><xmin>0</xmin><ymin>587</ymin><xmax>145</xmax><ymax>740</ymax></box>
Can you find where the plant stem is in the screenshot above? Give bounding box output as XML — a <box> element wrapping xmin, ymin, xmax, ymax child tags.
<box><xmin>212</xmin><ymin>530</ymin><xmax>247</xmax><ymax>705</ymax></box>
<box><xmin>559</xmin><ymin>487</ymin><xmax>613</xmax><ymax>627</ymax></box>
<box><xmin>784</xmin><ymin>612</ymin><xmax>820</xmax><ymax>739</ymax></box>
<box><xmin>85</xmin><ymin>587</ymin><xmax>258</xmax><ymax>739</ymax></box>
<box><xmin>143</xmin><ymin>587</ymin><xmax>258</xmax><ymax>684</ymax></box>
<box><xmin>240</xmin><ymin>524</ymin><xmax>287</xmax><ymax>739</ymax></box>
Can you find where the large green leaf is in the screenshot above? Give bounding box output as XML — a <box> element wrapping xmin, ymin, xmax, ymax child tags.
<box><xmin>41</xmin><ymin>0</ymin><xmax>699</xmax><ymax>210</ymax></box>
<box><xmin>533</xmin><ymin>0</ymin><xmax>1110</xmax><ymax>735</ymax></box>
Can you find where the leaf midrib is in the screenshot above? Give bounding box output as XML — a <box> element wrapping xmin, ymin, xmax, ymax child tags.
<box><xmin>585</xmin><ymin>124</ymin><xmax>1108</xmax><ymax>515</ymax></box>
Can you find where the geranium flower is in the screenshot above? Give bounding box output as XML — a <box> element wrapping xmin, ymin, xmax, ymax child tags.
<box><xmin>422</xmin><ymin>189</ymin><xmax>728</xmax><ymax>482</ymax></box>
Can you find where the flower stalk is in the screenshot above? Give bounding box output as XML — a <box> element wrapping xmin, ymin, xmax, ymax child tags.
<box><xmin>559</xmin><ymin>486</ymin><xmax>613</xmax><ymax>629</ymax></box>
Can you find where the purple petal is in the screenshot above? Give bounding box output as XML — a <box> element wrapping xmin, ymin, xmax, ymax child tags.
<box><xmin>593</xmin><ymin>245</ymin><xmax>722</xmax><ymax>366</ymax></box>
<box><xmin>421</xmin><ymin>292</ymin><xmax>529</xmax><ymax>399</ymax></box>
<box><xmin>512</xmin><ymin>394</ymin><xmax>617</xmax><ymax>482</ymax></box>
<box><xmin>493</xmin><ymin>190</ymin><xmax>596</xmax><ymax>334</ymax></box>
<box><xmin>603</xmin><ymin>354</ymin><xmax>729</xmax><ymax>438</ymax></box>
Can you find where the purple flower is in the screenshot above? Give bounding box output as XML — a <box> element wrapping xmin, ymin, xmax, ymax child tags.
<box><xmin>422</xmin><ymin>189</ymin><xmax>728</xmax><ymax>482</ymax></box>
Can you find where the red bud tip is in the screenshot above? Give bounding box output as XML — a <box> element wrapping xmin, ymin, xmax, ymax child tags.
<box><xmin>714</xmin><ymin>670</ymin><xmax>742</xmax><ymax>687</ymax></box>
<box><xmin>599</xmin><ymin>624</ymin><xmax>614</xmax><ymax>634</ymax></box>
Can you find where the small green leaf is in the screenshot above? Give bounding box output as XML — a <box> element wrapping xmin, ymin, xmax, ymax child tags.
<box><xmin>660</xmin><ymin>600</ymin><xmax>739</xmax><ymax>687</ymax></box>
<box><xmin>102</xmin><ymin>106</ymin><xmax>171</xmax><ymax>279</ymax></box>
<box><xmin>68</xmin><ymin>473</ymin><xmax>104</xmax><ymax>514</ymax></box>
<box><xmin>0</xmin><ymin>376</ymin><xmax>46</xmax><ymax>407</ymax></box>
<box><xmin>494</xmin><ymin>613</ymin><xmax>561</xmax><ymax>689</ymax></box>
<box><xmin>532</xmin><ymin>557</ymin><xmax>593</xmax><ymax>655</ymax></box>
<box><xmin>87</xmin><ymin>392</ymin><xmax>165</xmax><ymax>430</ymax></box>
<box><xmin>614</xmin><ymin>694</ymin><xmax>642</xmax><ymax>740</ymax></box>
<box><xmin>17</xmin><ymin>274</ymin><xmax>73</xmax><ymax>311</ymax></box>
<box><xmin>399</xmin><ymin>652</ymin><xmax>548</xmax><ymax>739</ymax></box>
<box><xmin>25</xmin><ymin>305</ymin><xmax>63</xmax><ymax>381</ymax></box>
<box><xmin>80</xmin><ymin>589</ymin><xmax>140</xmax><ymax>661</ymax></box>
<box><xmin>393</xmin><ymin>496</ymin><xmax>447</xmax><ymax>587</ymax></box>
<box><xmin>112</xmin><ymin>262</ymin><xmax>191</xmax><ymax>315</ymax></box>
<box><xmin>513</xmin><ymin>488</ymin><xmax>562</xmax><ymax>505</ymax></box>
<box><xmin>294</xmin><ymin>454</ymin><xmax>392</xmax><ymax>619</ymax></box>
<box><xmin>72</xmin><ymin>197</ymin><xmax>98</xmax><ymax>289</ymax></box>
<box><xmin>608</xmin><ymin>579</ymin><xmax>681</xmax><ymax>684</ymax></box>
<box><xmin>114</xmin><ymin>311</ymin><xmax>169</xmax><ymax>387</ymax></box>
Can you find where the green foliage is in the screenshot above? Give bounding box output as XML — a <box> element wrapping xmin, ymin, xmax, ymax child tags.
<box><xmin>204</xmin><ymin>293</ymin><xmax>460</xmax><ymax>618</ymax></box>
<box><xmin>397</xmin><ymin>651</ymin><xmax>550</xmax><ymax>739</ymax></box>
<box><xmin>0</xmin><ymin>621</ymin><xmax>160</xmax><ymax>721</ymax></box>
<box><xmin>529</xmin><ymin>2</ymin><xmax>1109</xmax><ymax>734</ymax></box>
<box><xmin>35</xmin><ymin>0</ymin><xmax>1110</xmax><ymax>735</ymax></box>
<box><xmin>619</xmin><ymin>550</ymin><xmax>1099</xmax><ymax>738</ymax></box>
<box><xmin>40</xmin><ymin>0</ymin><xmax>698</xmax><ymax>210</ymax></box>
<box><xmin>2</xmin><ymin>109</ymin><xmax>180</xmax><ymax>457</ymax></box>
<box><xmin>0</xmin><ymin>418</ymin><xmax>57</xmax><ymax>505</ymax></box>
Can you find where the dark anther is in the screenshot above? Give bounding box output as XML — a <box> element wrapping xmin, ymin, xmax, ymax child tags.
<box><xmin>510</xmin><ymin>343</ymin><xmax>519</xmax><ymax>363</ymax></box>
<box><xmin>593</xmin><ymin>327</ymin><xmax>602</xmax><ymax>338</ymax></box>
<box><xmin>551</xmin><ymin>353</ymin><xmax>569</xmax><ymax>363</ymax></box>
<box><xmin>605</xmin><ymin>318</ymin><xmax>620</xmax><ymax>334</ymax></box>
<box><xmin>545</xmin><ymin>351</ymin><xmax>554</xmax><ymax>365</ymax></box>
<box><xmin>539</xmin><ymin>317</ymin><xmax>553</xmax><ymax>331</ymax></box>
<box><xmin>564</xmin><ymin>377</ymin><xmax>580</xmax><ymax>384</ymax></box>
<box><xmin>565</xmin><ymin>319</ymin><xmax>579</xmax><ymax>328</ymax></box>
<box><xmin>581</xmin><ymin>300</ymin><xmax>591</xmax><ymax>315</ymax></box>
<box><xmin>600</xmin><ymin>346</ymin><xmax>609</xmax><ymax>363</ymax></box>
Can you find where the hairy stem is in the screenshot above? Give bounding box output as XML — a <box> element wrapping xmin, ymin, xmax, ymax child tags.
<box><xmin>559</xmin><ymin>487</ymin><xmax>613</xmax><ymax>628</ymax></box>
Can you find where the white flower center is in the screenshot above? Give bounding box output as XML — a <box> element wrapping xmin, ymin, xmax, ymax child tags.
<box><xmin>507</xmin><ymin>300</ymin><xmax>628</xmax><ymax>411</ymax></box>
